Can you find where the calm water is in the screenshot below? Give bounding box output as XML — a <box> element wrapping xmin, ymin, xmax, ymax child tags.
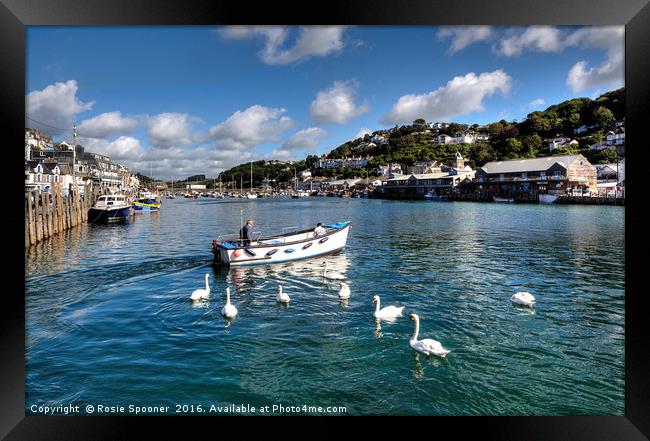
<box><xmin>25</xmin><ymin>198</ymin><xmax>625</xmax><ymax>415</ymax></box>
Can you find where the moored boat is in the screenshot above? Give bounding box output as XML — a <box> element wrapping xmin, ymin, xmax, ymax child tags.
<box><xmin>493</xmin><ymin>196</ymin><xmax>514</xmax><ymax>203</ymax></box>
<box><xmin>539</xmin><ymin>194</ymin><xmax>559</xmax><ymax>204</ymax></box>
<box><xmin>132</xmin><ymin>192</ymin><xmax>161</xmax><ymax>211</ymax></box>
<box><xmin>212</xmin><ymin>221</ymin><xmax>351</xmax><ymax>266</ymax></box>
<box><xmin>88</xmin><ymin>194</ymin><xmax>132</xmax><ymax>223</ymax></box>
<box><xmin>424</xmin><ymin>190</ymin><xmax>448</xmax><ymax>201</ymax></box>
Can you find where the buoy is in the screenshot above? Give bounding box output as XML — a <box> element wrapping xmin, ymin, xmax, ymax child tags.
<box><xmin>232</xmin><ymin>250</ymin><xmax>241</xmax><ymax>258</ymax></box>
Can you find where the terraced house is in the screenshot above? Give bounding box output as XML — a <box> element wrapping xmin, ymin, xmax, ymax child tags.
<box><xmin>475</xmin><ymin>154</ymin><xmax>597</xmax><ymax>196</ymax></box>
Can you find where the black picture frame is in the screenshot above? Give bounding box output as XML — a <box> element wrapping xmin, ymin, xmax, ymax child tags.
<box><xmin>3</xmin><ymin>0</ymin><xmax>649</xmax><ymax>438</ymax></box>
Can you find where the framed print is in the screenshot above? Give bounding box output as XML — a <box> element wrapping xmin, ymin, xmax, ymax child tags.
<box><xmin>3</xmin><ymin>0</ymin><xmax>650</xmax><ymax>438</ymax></box>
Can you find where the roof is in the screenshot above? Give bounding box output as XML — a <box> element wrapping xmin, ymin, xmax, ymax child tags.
<box><xmin>480</xmin><ymin>155</ymin><xmax>584</xmax><ymax>174</ymax></box>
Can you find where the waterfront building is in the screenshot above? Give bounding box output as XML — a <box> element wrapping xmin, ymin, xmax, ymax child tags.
<box><xmin>382</xmin><ymin>153</ymin><xmax>473</xmax><ymax>198</ymax></box>
<box><xmin>25</xmin><ymin>160</ymin><xmax>74</xmax><ymax>194</ymax></box>
<box><xmin>474</xmin><ymin>154</ymin><xmax>597</xmax><ymax>195</ymax></box>
<box><xmin>407</xmin><ymin>160</ymin><xmax>442</xmax><ymax>175</ymax></box>
<box><xmin>325</xmin><ymin>179</ymin><xmax>362</xmax><ymax>191</ymax></box>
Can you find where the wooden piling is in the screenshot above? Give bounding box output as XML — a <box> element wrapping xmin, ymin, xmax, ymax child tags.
<box><xmin>28</xmin><ymin>191</ymin><xmax>36</xmax><ymax>246</ymax></box>
<box><xmin>25</xmin><ymin>194</ymin><xmax>30</xmax><ymax>248</ymax></box>
<box><xmin>35</xmin><ymin>189</ymin><xmax>43</xmax><ymax>242</ymax></box>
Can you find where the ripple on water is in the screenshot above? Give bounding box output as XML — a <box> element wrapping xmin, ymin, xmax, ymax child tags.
<box><xmin>25</xmin><ymin>199</ymin><xmax>624</xmax><ymax>415</ymax></box>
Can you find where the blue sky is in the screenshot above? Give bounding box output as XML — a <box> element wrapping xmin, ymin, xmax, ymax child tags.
<box><xmin>26</xmin><ymin>26</ymin><xmax>624</xmax><ymax>179</ymax></box>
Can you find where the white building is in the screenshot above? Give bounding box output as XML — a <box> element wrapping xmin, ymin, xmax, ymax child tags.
<box><xmin>434</xmin><ymin>134</ymin><xmax>454</xmax><ymax>145</ymax></box>
<box><xmin>548</xmin><ymin>136</ymin><xmax>579</xmax><ymax>151</ymax></box>
<box><xmin>377</xmin><ymin>163</ymin><xmax>402</xmax><ymax>176</ymax></box>
<box><xmin>25</xmin><ymin>160</ymin><xmax>74</xmax><ymax>194</ymax></box>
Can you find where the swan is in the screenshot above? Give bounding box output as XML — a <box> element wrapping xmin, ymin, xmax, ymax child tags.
<box><xmin>190</xmin><ymin>273</ymin><xmax>210</xmax><ymax>301</ymax></box>
<box><xmin>372</xmin><ymin>295</ymin><xmax>405</xmax><ymax>319</ymax></box>
<box><xmin>221</xmin><ymin>287</ymin><xmax>238</xmax><ymax>318</ymax></box>
<box><xmin>511</xmin><ymin>291</ymin><xmax>535</xmax><ymax>307</ymax></box>
<box><xmin>323</xmin><ymin>261</ymin><xmax>345</xmax><ymax>280</ymax></box>
<box><xmin>338</xmin><ymin>282</ymin><xmax>350</xmax><ymax>300</ymax></box>
<box><xmin>276</xmin><ymin>285</ymin><xmax>290</xmax><ymax>304</ymax></box>
<box><xmin>409</xmin><ymin>314</ymin><xmax>450</xmax><ymax>357</ymax></box>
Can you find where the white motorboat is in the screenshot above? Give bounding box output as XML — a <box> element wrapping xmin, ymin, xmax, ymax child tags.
<box><xmin>212</xmin><ymin>221</ymin><xmax>351</xmax><ymax>266</ymax></box>
<box><xmin>88</xmin><ymin>194</ymin><xmax>132</xmax><ymax>223</ymax></box>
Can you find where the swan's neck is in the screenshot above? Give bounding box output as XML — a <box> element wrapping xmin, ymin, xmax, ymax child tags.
<box><xmin>278</xmin><ymin>286</ymin><xmax>283</xmax><ymax>295</ymax></box>
<box><xmin>205</xmin><ymin>276</ymin><xmax>210</xmax><ymax>291</ymax></box>
<box><xmin>226</xmin><ymin>289</ymin><xmax>231</xmax><ymax>305</ymax></box>
<box><xmin>411</xmin><ymin>318</ymin><xmax>420</xmax><ymax>341</ymax></box>
<box><xmin>374</xmin><ymin>299</ymin><xmax>381</xmax><ymax>314</ymax></box>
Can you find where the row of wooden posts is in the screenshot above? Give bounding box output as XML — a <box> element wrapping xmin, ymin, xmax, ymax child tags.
<box><xmin>25</xmin><ymin>184</ymin><xmax>113</xmax><ymax>248</ymax></box>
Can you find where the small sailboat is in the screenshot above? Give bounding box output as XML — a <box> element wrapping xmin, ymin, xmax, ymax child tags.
<box><xmin>246</xmin><ymin>162</ymin><xmax>258</xmax><ymax>199</ymax></box>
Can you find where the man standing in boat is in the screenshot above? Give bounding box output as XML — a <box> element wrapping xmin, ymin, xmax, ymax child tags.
<box><xmin>240</xmin><ymin>218</ymin><xmax>254</xmax><ymax>249</ymax></box>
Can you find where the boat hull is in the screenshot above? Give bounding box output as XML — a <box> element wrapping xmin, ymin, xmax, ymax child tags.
<box><xmin>213</xmin><ymin>222</ymin><xmax>351</xmax><ymax>266</ymax></box>
<box><xmin>132</xmin><ymin>202</ymin><xmax>161</xmax><ymax>212</ymax></box>
<box><xmin>88</xmin><ymin>206</ymin><xmax>132</xmax><ymax>223</ymax></box>
<box><xmin>539</xmin><ymin>194</ymin><xmax>559</xmax><ymax>204</ymax></box>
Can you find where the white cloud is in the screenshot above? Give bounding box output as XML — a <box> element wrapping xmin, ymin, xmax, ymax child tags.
<box><xmin>77</xmin><ymin>111</ymin><xmax>140</xmax><ymax>139</ymax></box>
<box><xmin>493</xmin><ymin>26</ymin><xmax>564</xmax><ymax>57</ymax></box>
<box><xmin>437</xmin><ymin>26</ymin><xmax>492</xmax><ymax>54</ymax></box>
<box><xmin>355</xmin><ymin>127</ymin><xmax>372</xmax><ymax>139</ymax></box>
<box><xmin>309</xmin><ymin>80</ymin><xmax>369</xmax><ymax>124</ymax></box>
<box><xmin>564</xmin><ymin>27</ymin><xmax>624</xmax><ymax>92</ymax></box>
<box><xmin>529</xmin><ymin>98</ymin><xmax>546</xmax><ymax>108</ymax></box>
<box><xmin>26</xmin><ymin>80</ymin><xmax>95</xmax><ymax>135</ymax></box>
<box><xmin>283</xmin><ymin>127</ymin><xmax>327</xmax><ymax>150</ymax></box>
<box><xmin>219</xmin><ymin>26</ymin><xmax>347</xmax><ymax>65</ymax></box>
<box><xmin>79</xmin><ymin>136</ymin><xmax>145</xmax><ymax>162</ymax></box>
<box><xmin>382</xmin><ymin>70</ymin><xmax>512</xmax><ymax>125</ymax></box>
<box><xmin>208</xmin><ymin>105</ymin><xmax>293</xmax><ymax>150</ymax></box>
<box><xmin>148</xmin><ymin>113</ymin><xmax>196</xmax><ymax>148</ymax></box>
<box><xmin>492</xmin><ymin>26</ymin><xmax>624</xmax><ymax>93</ymax></box>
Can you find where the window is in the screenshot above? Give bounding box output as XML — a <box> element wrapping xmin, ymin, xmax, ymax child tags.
<box><xmin>499</xmin><ymin>174</ymin><xmax>505</xmax><ymax>182</ymax></box>
<box><xmin>579</xmin><ymin>160</ymin><xmax>584</xmax><ymax>166</ymax></box>
<box><xmin>37</xmin><ymin>174</ymin><xmax>41</xmax><ymax>182</ymax></box>
<box><xmin>540</xmin><ymin>172</ymin><xmax>546</xmax><ymax>179</ymax></box>
<box><xmin>54</xmin><ymin>175</ymin><xmax>59</xmax><ymax>182</ymax></box>
<box><xmin>522</xmin><ymin>173</ymin><xmax>528</xmax><ymax>180</ymax></box>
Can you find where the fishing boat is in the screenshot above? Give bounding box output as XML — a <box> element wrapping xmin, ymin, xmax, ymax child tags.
<box><xmin>132</xmin><ymin>191</ymin><xmax>161</xmax><ymax>211</ymax></box>
<box><xmin>88</xmin><ymin>194</ymin><xmax>132</xmax><ymax>223</ymax></box>
<box><xmin>493</xmin><ymin>196</ymin><xmax>514</xmax><ymax>203</ymax></box>
<box><xmin>212</xmin><ymin>221</ymin><xmax>351</xmax><ymax>266</ymax></box>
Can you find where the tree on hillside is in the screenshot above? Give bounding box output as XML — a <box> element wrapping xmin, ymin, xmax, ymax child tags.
<box><xmin>593</xmin><ymin>106</ymin><xmax>615</xmax><ymax>131</ymax></box>
<box><xmin>305</xmin><ymin>154</ymin><xmax>319</xmax><ymax>169</ymax></box>
<box><xmin>413</xmin><ymin>118</ymin><xmax>426</xmax><ymax>126</ymax></box>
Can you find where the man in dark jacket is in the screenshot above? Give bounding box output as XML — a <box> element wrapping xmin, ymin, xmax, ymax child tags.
<box><xmin>240</xmin><ymin>218</ymin><xmax>254</xmax><ymax>248</ymax></box>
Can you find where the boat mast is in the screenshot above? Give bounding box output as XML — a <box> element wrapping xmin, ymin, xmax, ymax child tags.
<box><xmin>250</xmin><ymin>161</ymin><xmax>253</xmax><ymax>193</ymax></box>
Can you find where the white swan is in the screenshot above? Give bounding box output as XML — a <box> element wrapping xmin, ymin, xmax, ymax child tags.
<box><xmin>221</xmin><ymin>287</ymin><xmax>238</xmax><ymax>318</ymax></box>
<box><xmin>190</xmin><ymin>273</ymin><xmax>210</xmax><ymax>301</ymax></box>
<box><xmin>323</xmin><ymin>261</ymin><xmax>346</xmax><ymax>280</ymax></box>
<box><xmin>409</xmin><ymin>314</ymin><xmax>450</xmax><ymax>357</ymax></box>
<box><xmin>338</xmin><ymin>282</ymin><xmax>350</xmax><ymax>300</ymax></box>
<box><xmin>276</xmin><ymin>285</ymin><xmax>290</xmax><ymax>304</ymax></box>
<box><xmin>372</xmin><ymin>295</ymin><xmax>405</xmax><ymax>319</ymax></box>
<box><xmin>511</xmin><ymin>291</ymin><xmax>535</xmax><ymax>307</ymax></box>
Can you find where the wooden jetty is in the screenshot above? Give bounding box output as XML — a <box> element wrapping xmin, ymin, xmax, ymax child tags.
<box><xmin>25</xmin><ymin>184</ymin><xmax>125</xmax><ymax>248</ymax></box>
